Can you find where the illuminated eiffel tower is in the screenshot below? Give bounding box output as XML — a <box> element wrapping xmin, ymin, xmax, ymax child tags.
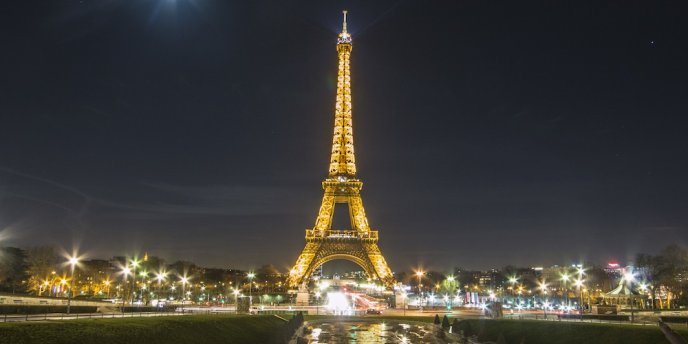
<box><xmin>288</xmin><ymin>11</ymin><xmax>395</xmax><ymax>288</ymax></box>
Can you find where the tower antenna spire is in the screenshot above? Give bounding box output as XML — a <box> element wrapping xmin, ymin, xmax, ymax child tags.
<box><xmin>342</xmin><ymin>10</ymin><xmax>348</xmax><ymax>34</ymax></box>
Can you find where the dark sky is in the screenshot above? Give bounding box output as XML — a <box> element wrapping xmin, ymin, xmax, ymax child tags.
<box><xmin>1</xmin><ymin>1</ymin><xmax>687</xmax><ymax>273</ymax></box>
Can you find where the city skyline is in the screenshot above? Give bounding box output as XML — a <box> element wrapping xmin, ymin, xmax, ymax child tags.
<box><xmin>1</xmin><ymin>1</ymin><xmax>687</xmax><ymax>272</ymax></box>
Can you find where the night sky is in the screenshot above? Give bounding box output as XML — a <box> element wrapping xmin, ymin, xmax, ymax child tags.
<box><xmin>1</xmin><ymin>1</ymin><xmax>687</xmax><ymax>273</ymax></box>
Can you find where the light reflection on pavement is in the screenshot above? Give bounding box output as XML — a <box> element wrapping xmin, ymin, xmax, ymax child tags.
<box><xmin>300</xmin><ymin>320</ymin><xmax>460</xmax><ymax>343</ymax></box>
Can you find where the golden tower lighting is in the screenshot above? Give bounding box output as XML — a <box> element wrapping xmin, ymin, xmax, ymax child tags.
<box><xmin>288</xmin><ymin>11</ymin><xmax>395</xmax><ymax>288</ymax></box>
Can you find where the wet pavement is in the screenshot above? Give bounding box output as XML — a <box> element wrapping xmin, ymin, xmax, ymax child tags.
<box><xmin>298</xmin><ymin>320</ymin><xmax>461</xmax><ymax>343</ymax></box>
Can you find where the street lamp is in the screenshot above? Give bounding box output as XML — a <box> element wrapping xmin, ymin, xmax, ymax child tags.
<box><xmin>66</xmin><ymin>255</ymin><xmax>79</xmax><ymax>314</ymax></box>
<box><xmin>120</xmin><ymin>266</ymin><xmax>132</xmax><ymax>309</ymax></box>
<box><xmin>233</xmin><ymin>288</ymin><xmax>240</xmax><ymax>314</ymax></box>
<box><xmin>129</xmin><ymin>258</ymin><xmax>140</xmax><ymax>305</ymax></box>
<box><xmin>624</xmin><ymin>270</ymin><xmax>636</xmax><ymax>323</ymax></box>
<box><xmin>247</xmin><ymin>273</ymin><xmax>256</xmax><ymax>307</ymax></box>
<box><xmin>574</xmin><ymin>278</ymin><xmax>585</xmax><ymax>313</ymax></box>
<box><xmin>180</xmin><ymin>276</ymin><xmax>189</xmax><ymax>313</ymax></box>
<box><xmin>139</xmin><ymin>271</ymin><xmax>148</xmax><ymax>304</ymax></box>
<box><xmin>560</xmin><ymin>273</ymin><xmax>570</xmax><ymax>307</ymax></box>
<box><xmin>103</xmin><ymin>279</ymin><xmax>111</xmax><ymax>298</ymax></box>
<box><xmin>509</xmin><ymin>275</ymin><xmax>518</xmax><ymax>304</ymax></box>
<box><xmin>538</xmin><ymin>280</ymin><xmax>549</xmax><ymax>319</ymax></box>
<box><xmin>156</xmin><ymin>271</ymin><xmax>167</xmax><ymax>297</ymax></box>
<box><xmin>415</xmin><ymin>270</ymin><xmax>424</xmax><ymax>312</ymax></box>
<box><xmin>201</xmin><ymin>286</ymin><xmax>209</xmax><ymax>303</ymax></box>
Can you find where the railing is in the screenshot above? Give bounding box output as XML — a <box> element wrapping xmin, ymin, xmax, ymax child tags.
<box><xmin>0</xmin><ymin>310</ymin><xmax>185</xmax><ymax>323</ymax></box>
<box><xmin>305</xmin><ymin>229</ymin><xmax>378</xmax><ymax>240</ymax></box>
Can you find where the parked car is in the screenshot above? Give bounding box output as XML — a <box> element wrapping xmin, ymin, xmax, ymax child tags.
<box><xmin>366</xmin><ymin>308</ymin><xmax>382</xmax><ymax>315</ymax></box>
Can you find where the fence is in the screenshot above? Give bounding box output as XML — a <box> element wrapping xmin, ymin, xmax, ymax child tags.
<box><xmin>0</xmin><ymin>310</ymin><xmax>207</xmax><ymax>323</ymax></box>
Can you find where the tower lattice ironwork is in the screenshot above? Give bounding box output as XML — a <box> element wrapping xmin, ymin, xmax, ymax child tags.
<box><xmin>288</xmin><ymin>11</ymin><xmax>395</xmax><ymax>288</ymax></box>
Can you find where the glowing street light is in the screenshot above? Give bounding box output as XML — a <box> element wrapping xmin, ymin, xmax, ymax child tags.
<box><xmin>574</xmin><ymin>278</ymin><xmax>585</xmax><ymax>312</ymax></box>
<box><xmin>560</xmin><ymin>273</ymin><xmax>570</xmax><ymax>307</ymax></box>
<box><xmin>247</xmin><ymin>272</ymin><xmax>256</xmax><ymax>307</ymax></box>
<box><xmin>538</xmin><ymin>280</ymin><xmax>549</xmax><ymax>319</ymax></box>
<box><xmin>180</xmin><ymin>275</ymin><xmax>189</xmax><ymax>312</ymax></box>
<box><xmin>155</xmin><ymin>270</ymin><xmax>167</xmax><ymax>297</ymax></box>
<box><xmin>103</xmin><ymin>279</ymin><xmax>112</xmax><ymax>298</ymax></box>
<box><xmin>623</xmin><ymin>268</ymin><xmax>637</xmax><ymax>322</ymax></box>
<box><xmin>156</xmin><ymin>272</ymin><xmax>166</xmax><ymax>284</ymax></box>
<box><xmin>538</xmin><ymin>280</ymin><xmax>548</xmax><ymax>293</ymax></box>
<box><xmin>129</xmin><ymin>258</ymin><xmax>140</xmax><ymax>304</ymax></box>
<box><xmin>508</xmin><ymin>275</ymin><xmax>519</xmax><ymax>302</ymax></box>
<box><xmin>415</xmin><ymin>269</ymin><xmax>425</xmax><ymax>312</ymax></box>
<box><xmin>120</xmin><ymin>266</ymin><xmax>132</xmax><ymax>308</ymax></box>
<box><xmin>65</xmin><ymin>254</ymin><xmax>80</xmax><ymax>314</ymax></box>
<box><xmin>574</xmin><ymin>278</ymin><xmax>584</xmax><ymax>288</ymax></box>
<box><xmin>232</xmin><ymin>288</ymin><xmax>241</xmax><ymax>314</ymax></box>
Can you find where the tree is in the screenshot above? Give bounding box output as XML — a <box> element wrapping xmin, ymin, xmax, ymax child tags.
<box><xmin>636</xmin><ymin>245</ymin><xmax>688</xmax><ymax>309</ymax></box>
<box><xmin>0</xmin><ymin>247</ymin><xmax>28</xmax><ymax>293</ymax></box>
<box><xmin>441</xmin><ymin>315</ymin><xmax>450</xmax><ymax>329</ymax></box>
<box><xmin>441</xmin><ymin>276</ymin><xmax>459</xmax><ymax>296</ymax></box>
<box><xmin>655</xmin><ymin>245</ymin><xmax>688</xmax><ymax>308</ymax></box>
<box><xmin>635</xmin><ymin>253</ymin><xmax>660</xmax><ymax>309</ymax></box>
<box><xmin>25</xmin><ymin>246</ymin><xmax>59</xmax><ymax>294</ymax></box>
<box><xmin>434</xmin><ymin>314</ymin><xmax>440</xmax><ymax>324</ymax></box>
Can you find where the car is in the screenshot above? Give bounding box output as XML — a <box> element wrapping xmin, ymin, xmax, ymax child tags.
<box><xmin>366</xmin><ymin>309</ymin><xmax>382</xmax><ymax>315</ymax></box>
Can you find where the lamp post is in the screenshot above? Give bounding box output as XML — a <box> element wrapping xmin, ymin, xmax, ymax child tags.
<box><xmin>180</xmin><ymin>276</ymin><xmax>189</xmax><ymax>313</ymax></box>
<box><xmin>139</xmin><ymin>271</ymin><xmax>148</xmax><ymax>305</ymax></box>
<box><xmin>538</xmin><ymin>280</ymin><xmax>548</xmax><ymax>320</ymax></box>
<box><xmin>104</xmin><ymin>280</ymin><xmax>111</xmax><ymax>298</ymax></box>
<box><xmin>156</xmin><ymin>271</ymin><xmax>166</xmax><ymax>299</ymax></box>
<box><xmin>560</xmin><ymin>273</ymin><xmax>570</xmax><ymax>308</ymax></box>
<box><xmin>130</xmin><ymin>259</ymin><xmax>140</xmax><ymax>305</ymax></box>
<box><xmin>66</xmin><ymin>256</ymin><xmax>79</xmax><ymax>314</ymax></box>
<box><xmin>120</xmin><ymin>267</ymin><xmax>131</xmax><ymax>310</ymax></box>
<box><xmin>575</xmin><ymin>265</ymin><xmax>586</xmax><ymax>313</ymax></box>
<box><xmin>574</xmin><ymin>278</ymin><xmax>584</xmax><ymax>314</ymax></box>
<box><xmin>233</xmin><ymin>289</ymin><xmax>240</xmax><ymax>314</ymax></box>
<box><xmin>509</xmin><ymin>276</ymin><xmax>518</xmax><ymax>305</ymax></box>
<box><xmin>624</xmin><ymin>270</ymin><xmax>636</xmax><ymax>323</ymax></box>
<box><xmin>247</xmin><ymin>273</ymin><xmax>255</xmax><ymax>307</ymax></box>
<box><xmin>415</xmin><ymin>270</ymin><xmax>424</xmax><ymax>312</ymax></box>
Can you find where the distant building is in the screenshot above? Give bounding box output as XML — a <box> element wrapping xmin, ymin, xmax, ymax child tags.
<box><xmin>604</xmin><ymin>262</ymin><xmax>623</xmax><ymax>279</ymax></box>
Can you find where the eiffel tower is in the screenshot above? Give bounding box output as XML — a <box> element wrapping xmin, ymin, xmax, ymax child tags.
<box><xmin>288</xmin><ymin>11</ymin><xmax>395</xmax><ymax>288</ymax></box>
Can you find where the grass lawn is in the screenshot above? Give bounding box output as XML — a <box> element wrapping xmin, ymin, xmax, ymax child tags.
<box><xmin>0</xmin><ymin>315</ymin><xmax>287</xmax><ymax>344</ymax></box>
<box><xmin>673</xmin><ymin>326</ymin><xmax>688</xmax><ymax>341</ymax></box>
<box><xmin>455</xmin><ymin>319</ymin><xmax>669</xmax><ymax>344</ymax></box>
